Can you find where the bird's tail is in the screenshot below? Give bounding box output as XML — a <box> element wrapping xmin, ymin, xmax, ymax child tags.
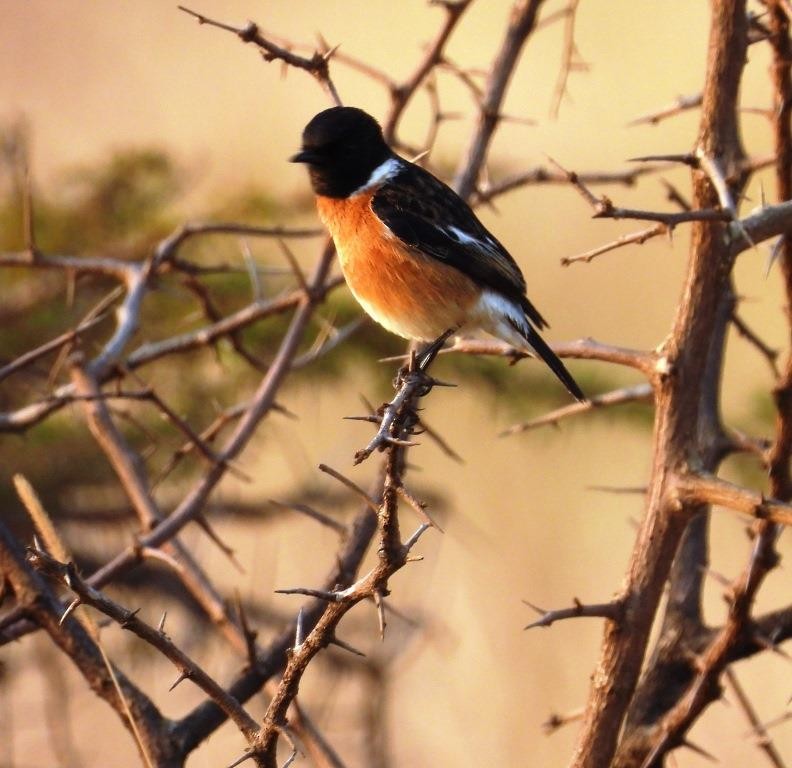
<box><xmin>515</xmin><ymin>321</ymin><xmax>586</xmax><ymax>402</ymax></box>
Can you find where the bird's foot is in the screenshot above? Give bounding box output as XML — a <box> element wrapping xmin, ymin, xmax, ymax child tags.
<box><xmin>416</xmin><ymin>328</ymin><xmax>456</xmax><ymax>371</ymax></box>
<box><xmin>393</xmin><ymin>328</ymin><xmax>457</xmax><ymax>391</ymax></box>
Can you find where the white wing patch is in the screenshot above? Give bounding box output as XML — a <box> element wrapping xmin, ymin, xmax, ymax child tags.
<box><xmin>352</xmin><ymin>157</ymin><xmax>401</xmax><ymax>195</ymax></box>
<box><xmin>446</xmin><ymin>225</ymin><xmax>479</xmax><ymax>245</ymax></box>
<box><xmin>445</xmin><ymin>225</ymin><xmax>496</xmax><ymax>248</ymax></box>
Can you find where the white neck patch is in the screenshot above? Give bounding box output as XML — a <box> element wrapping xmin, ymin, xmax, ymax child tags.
<box><xmin>351</xmin><ymin>157</ymin><xmax>401</xmax><ymax>195</ymax></box>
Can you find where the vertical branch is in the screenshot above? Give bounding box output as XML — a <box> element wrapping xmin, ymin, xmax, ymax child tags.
<box><xmin>571</xmin><ymin>3</ymin><xmax>749</xmax><ymax>766</ymax></box>
<box><xmin>617</xmin><ymin>286</ymin><xmax>736</xmax><ymax>759</ymax></box>
<box><xmin>549</xmin><ymin>0</ymin><xmax>582</xmax><ymax>119</ymax></box>
<box><xmin>381</xmin><ymin>0</ymin><xmax>472</xmax><ymax>142</ymax></box>
<box><xmin>768</xmin><ymin>0</ymin><xmax>792</xmax><ymax>505</ymax></box>
<box><xmin>453</xmin><ymin>0</ymin><xmax>545</xmax><ymax>199</ymax></box>
<box><xmin>170</xmin><ymin>496</ymin><xmax>380</xmax><ymax>757</ymax></box>
<box><xmin>247</xmin><ymin>356</ymin><xmax>440</xmax><ymax>766</ymax></box>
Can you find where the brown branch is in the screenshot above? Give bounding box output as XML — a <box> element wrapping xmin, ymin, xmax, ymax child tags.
<box><xmin>2</xmin><ymin>245</ymin><xmax>338</xmax><ymax>652</ymax></box>
<box><xmin>0</xmin><ymin>250</ymin><xmax>152</xmax><ymax>390</ymax></box>
<box><xmin>562</xmin><ymin>195</ymin><xmax>792</xmax><ymax>270</ymax></box>
<box><xmin>627</xmin><ymin>92</ymin><xmax>703</xmax><ymax>127</ymax></box>
<box><xmin>0</xmin><ymin>270</ymin><xmax>343</xmax><ymax>435</ymax></box>
<box><xmin>250</xmin><ymin>359</ymin><xmax>442</xmax><ymax>765</ymax></box>
<box><xmin>381</xmin><ymin>0</ymin><xmax>473</xmax><ymax>142</ymax></box>
<box><xmin>524</xmin><ymin>598</ymin><xmax>624</xmax><ymax>630</ymax></box>
<box><xmin>318</xmin><ymin>464</ymin><xmax>380</xmax><ymax>512</ymax></box>
<box><xmin>267</xmin><ymin>500</ymin><xmax>347</xmax><ymax>536</ymax></box>
<box><xmin>572</xmin><ymin>3</ymin><xmax>751</xmax><ymax>765</ymax></box>
<box><xmin>179</xmin><ymin>273</ymin><xmax>266</xmax><ymax>372</ymax></box>
<box><xmin>549</xmin><ymin>0</ymin><xmax>584</xmax><ymax>119</ymax></box>
<box><xmin>725</xmin><ymin>667</ymin><xmax>787</xmax><ymax>768</ymax></box>
<box><xmin>731</xmin><ymin>199</ymin><xmax>792</xmax><ymax>254</ymax></box>
<box><xmin>69</xmin><ymin>360</ymin><xmax>164</xmax><ymax>530</ymax></box>
<box><xmin>170</xmin><ymin>490</ymin><xmax>381</xmax><ymax>756</ymax></box>
<box><xmin>92</xmin><ymin>244</ymin><xmax>336</xmax><ymax>578</ymax></box>
<box><xmin>0</xmin><ymin>218</ymin><xmax>337</xmax><ymax>435</ymax></box>
<box><xmin>0</xmin><ymin>521</ymin><xmax>176</xmax><ymax>767</ymax></box>
<box><xmin>731</xmin><ymin>309</ymin><xmax>780</xmax><ymax>375</ymax></box>
<box><xmin>561</xmin><ymin>223</ymin><xmax>667</xmax><ymax>266</ymax></box>
<box><xmin>638</xmin><ymin>519</ymin><xmax>780</xmax><ymax>767</ymax></box>
<box><xmin>767</xmin><ymin>0</ymin><xmax>792</xmax><ymax>505</ymax></box>
<box><xmin>128</xmin><ymin>277</ymin><xmax>344</xmax><ymax>372</ymax></box>
<box><xmin>253</xmin><ymin>540</ymin><xmax>433</xmax><ymax>766</ymax></box>
<box><xmin>446</xmin><ymin>336</ymin><xmax>655</xmax><ymax>374</ymax></box>
<box><xmin>674</xmin><ymin>472</ymin><xmax>792</xmax><ymax>526</ymax></box>
<box><xmin>473</xmin><ymin>163</ymin><xmax>667</xmax><ymax>206</ymax></box>
<box><xmin>288</xmin><ymin>700</ymin><xmax>350</xmax><ymax>768</ymax></box>
<box><xmin>550</xmin><ymin>155</ymin><xmax>731</xmax><ymax>225</ymax></box>
<box><xmin>69</xmin><ymin>360</ymin><xmax>254</xmax><ymax>650</ymax></box>
<box><xmin>178</xmin><ymin>6</ymin><xmax>342</xmax><ymax>105</ymax></box>
<box><xmin>154</xmin><ymin>401</ymin><xmax>250</xmax><ymax>487</ymax></box>
<box><xmin>155</xmin><ymin>221</ymin><xmax>322</xmax><ymax>263</ymax></box>
<box><xmin>0</xmin><ymin>313</ymin><xmax>108</xmax><ymax>383</ymax></box>
<box><xmin>26</xmin><ymin>547</ymin><xmax>261</xmax><ymax>747</ymax></box>
<box><xmin>454</xmin><ymin>0</ymin><xmax>545</xmax><ymax>200</ymax></box>
<box><xmin>500</xmin><ymin>382</ymin><xmax>653</xmax><ymax>436</ymax></box>
<box><xmin>352</xmin><ymin>336</ymin><xmax>453</xmax><ymax>464</ymax></box>
<box><xmin>191</xmin><ymin>304</ymin><xmax>450</xmax><ymax>766</ymax></box>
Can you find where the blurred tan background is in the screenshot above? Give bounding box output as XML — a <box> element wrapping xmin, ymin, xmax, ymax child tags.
<box><xmin>1</xmin><ymin>1</ymin><xmax>790</xmax><ymax>766</ymax></box>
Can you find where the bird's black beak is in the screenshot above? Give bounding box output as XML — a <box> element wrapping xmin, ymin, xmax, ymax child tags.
<box><xmin>289</xmin><ymin>148</ymin><xmax>321</xmax><ymax>164</ymax></box>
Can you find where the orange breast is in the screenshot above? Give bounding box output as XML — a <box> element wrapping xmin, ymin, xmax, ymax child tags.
<box><xmin>316</xmin><ymin>193</ymin><xmax>479</xmax><ymax>341</ymax></box>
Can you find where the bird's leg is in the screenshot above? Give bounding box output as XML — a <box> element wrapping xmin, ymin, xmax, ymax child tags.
<box><xmin>394</xmin><ymin>328</ymin><xmax>456</xmax><ymax>387</ymax></box>
<box><xmin>415</xmin><ymin>328</ymin><xmax>456</xmax><ymax>372</ymax></box>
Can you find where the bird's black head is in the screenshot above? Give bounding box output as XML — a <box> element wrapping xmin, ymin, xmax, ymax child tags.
<box><xmin>290</xmin><ymin>107</ymin><xmax>393</xmax><ymax>198</ymax></box>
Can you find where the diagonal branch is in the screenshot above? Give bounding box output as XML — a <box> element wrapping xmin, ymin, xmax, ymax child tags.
<box><xmin>454</xmin><ymin>0</ymin><xmax>546</xmax><ymax>199</ymax></box>
<box><xmin>26</xmin><ymin>547</ymin><xmax>261</xmax><ymax>746</ymax></box>
<box><xmin>500</xmin><ymin>382</ymin><xmax>653</xmax><ymax>435</ymax></box>
<box><xmin>178</xmin><ymin>6</ymin><xmax>343</xmax><ymax>104</ymax></box>
<box><xmin>0</xmin><ymin>520</ymin><xmax>175</xmax><ymax>767</ymax></box>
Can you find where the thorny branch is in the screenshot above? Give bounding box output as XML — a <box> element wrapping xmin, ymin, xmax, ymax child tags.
<box><xmin>5</xmin><ymin>2</ymin><xmax>792</xmax><ymax>767</ymax></box>
<box><xmin>3</xmin><ymin>2</ymin><xmax>556</xmax><ymax>765</ymax></box>
<box><xmin>244</xmin><ymin>348</ymin><xmax>445</xmax><ymax>767</ymax></box>
<box><xmin>27</xmin><ymin>547</ymin><xmax>261</xmax><ymax>744</ymax></box>
<box><xmin>178</xmin><ymin>6</ymin><xmax>344</xmax><ymax>105</ymax></box>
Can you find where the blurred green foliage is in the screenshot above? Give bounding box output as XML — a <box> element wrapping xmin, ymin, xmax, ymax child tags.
<box><xmin>0</xmin><ymin>137</ymin><xmax>685</xmax><ymax>537</ymax></box>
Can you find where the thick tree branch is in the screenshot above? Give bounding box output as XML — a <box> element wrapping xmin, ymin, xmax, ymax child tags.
<box><xmin>572</xmin><ymin>3</ymin><xmax>750</xmax><ymax>765</ymax></box>
<box><xmin>26</xmin><ymin>547</ymin><xmax>261</xmax><ymax>746</ymax></box>
<box><xmin>0</xmin><ymin>522</ymin><xmax>177</xmax><ymax>768</ymax></box>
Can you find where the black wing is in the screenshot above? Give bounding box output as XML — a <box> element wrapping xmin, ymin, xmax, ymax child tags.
<box><xmin>371</xmin><ymin>160</ymin><xmax>548</xmax><ymax>329</ymax></box>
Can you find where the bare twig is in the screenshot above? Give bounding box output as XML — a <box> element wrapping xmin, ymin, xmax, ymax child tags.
<box><xmin>178</xmin><ymin>6</ymin><xmax>343</xmax><ymax>104</ymax></box>
<box><xmin>28</xmin><ymin>547</ymin><xmax>261</xmax><ymax>742</ymax></box>
<box><xmin>524</xmin><ymin>598</ymin><xmax>624</xmax><ymax>630</ymax></box>
<box><xmin>454</xmin><ymin>0</ymin><xmax>545</xmax><ymax>200</ymax></box>
<box><xmin>725</xmin><ymin>667</ymin><xmax>787</xmax><ymax>768</ymax></box>
<box><xmin>628</xmin><ymin>92</ymin><xmax>703</xmax><ymax>127</ymax></box>
<box><xmin>549</xmin><ymin>0</ymin><xmax>585</xmax><ymax>119</ymax></box>
<box><xmin>561</xmin><ymin>223</ymin><xmax>667</xmax><ymax>266</ymax></box>
<box><xmin>446</xmin><ymin>336</ymin><xmax>655</xmax><ymax>375</ymax></box>
<box><xmin>500</xmin><ymin>383</ymin><xmax>653</xmax><ymax>435</ymax></box>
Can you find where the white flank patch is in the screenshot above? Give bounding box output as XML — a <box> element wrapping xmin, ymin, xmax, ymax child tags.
<box><xmin>474</xmin><ymin>289</ymin><xmax>531</xmax><ymax>351</ymax></box>
<box><xmin>351</xmin><ymin>157</ymin><xmax>401</xmax><ymax>195</ymax></box>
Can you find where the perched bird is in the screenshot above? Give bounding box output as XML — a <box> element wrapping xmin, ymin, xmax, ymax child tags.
<box><xmin>291</xmin><ymin>106</ymin><xmax>584</xmax><ymax>402</ymax></box>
